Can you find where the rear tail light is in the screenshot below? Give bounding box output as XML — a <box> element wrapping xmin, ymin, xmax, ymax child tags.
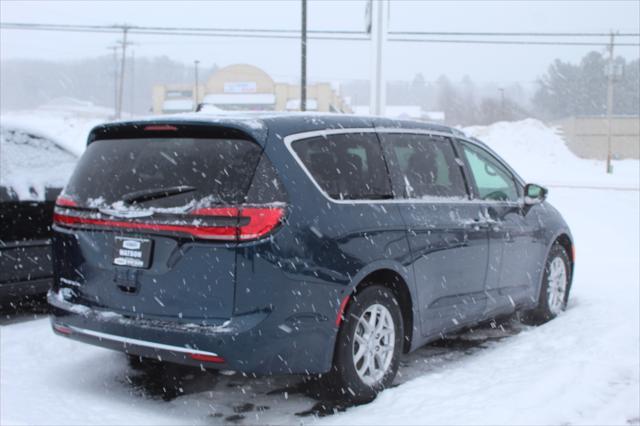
<box><xmin>192</xmin><ymin>207</ymin><xmax>284</xmax><ymax>241</ymax></box>
<box><xmin>53</xmin><ymin>205</ymin><xmax>285</xmax><ymax>242</ymax></box>
<box><xmin>55</xmin><ymin>195</ymin><xmax>78</xmax><ymax>207</ymax></box>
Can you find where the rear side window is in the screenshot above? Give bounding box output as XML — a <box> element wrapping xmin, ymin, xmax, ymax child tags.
<box><xmin>381</xmin><ymin>134</ymin><xmax>468</xmax><ymax>199</ymax></box>
<box><xmin>291</xmin><ymin>133</ymin><xmax>392</xmax><ymax>200</ymax></box>
<box><xmin>64</xmin><ymin>138</ymin><xmax>262</xmax><ymax>208</ymax></box>
<box><xmin>459</xmin><ymin>141</ymin><xmax>519</xmax><ymax>202</ymax></box>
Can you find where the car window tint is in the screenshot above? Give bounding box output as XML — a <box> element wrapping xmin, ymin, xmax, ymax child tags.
<box><xmin>245</xmin><ymin>153</ymin><xmax>287</xmax><ymax>204</ymax></box>
<box><xmin>291</xmin><ymin>133</ymin><xmax>392</xmax><ymax>200</ymax></box>
<box><xmin>381</xmin><ymin>134</ymin><xmax>467</xmax><ymax>199</ymax></box>
<box><xmin>64</xmin><ymin>138</ymin><xmax>262</xmax><ymax>208</ymax></box>
<box><xmin>460</xmin><ymin>142</ymin><xmax>519</xmax><ymax>202</ymax></box>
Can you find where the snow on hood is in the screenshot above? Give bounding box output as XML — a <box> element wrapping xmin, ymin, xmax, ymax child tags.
<box><xmin>0</xmin><ymin>127</ymin><xmax>78</xmax><ymax>200</ymax></box>
<box><xmin>0</xmin><ymin>106</ymin><xmax>111</xmax><ymax>200</ymax></box>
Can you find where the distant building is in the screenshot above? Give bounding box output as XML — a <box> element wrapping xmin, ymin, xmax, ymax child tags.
<box><xmin>351</xmin><ymin>105</ymin><xmax>445</xmax><ymax>122</ymax></box>
<box><xmin>152</xmin><ymin>64</ymin><xmax>351</xmax><ymax>114</ymax></box>
<box><xmin>554</xmin><ymin>115</ymin><xmax>640</xmax><ymax>160</ymax></box>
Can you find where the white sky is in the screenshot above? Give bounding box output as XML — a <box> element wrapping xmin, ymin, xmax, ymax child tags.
<box><xmin>1</xmin><ymin>0</ymin><xmax>639</xmax><ymax>84</ymax></box>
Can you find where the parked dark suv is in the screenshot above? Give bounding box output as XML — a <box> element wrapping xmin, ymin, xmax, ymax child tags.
<box><xmin>49</xmin><ymin>114</ymin><xmax>573</xmax><ymax>401</ymax></box>
<box><xmin>1</xmin><ymin>127</ymin><xmax>77</xmax><ymax>306</ymax></box>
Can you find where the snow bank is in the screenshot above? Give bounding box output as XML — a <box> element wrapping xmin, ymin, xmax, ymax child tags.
<box><xmin>464</xmin><ymin>119</ymin><xmax>639</xmax><ymax>189</ymax></box>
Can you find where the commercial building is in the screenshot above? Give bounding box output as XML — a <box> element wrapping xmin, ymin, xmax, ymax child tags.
<box><xmin>554</xmin><ymin>115</ymin><xmax>640</xmax><ymax>160</ymax></box>
<box><xmin>152</xmin><ymin>64</ymin><xmax>351</xmax><ymax>114</ymax></box>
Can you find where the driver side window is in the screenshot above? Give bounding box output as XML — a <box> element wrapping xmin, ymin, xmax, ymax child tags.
<box><xmin>460</xmin><ymin>142</ymin><xmax>519</xmax><ymax>202</ymax></box>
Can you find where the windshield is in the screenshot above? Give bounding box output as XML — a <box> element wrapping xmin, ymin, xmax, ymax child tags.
<box><xmin>64</xmin><ymin>137</ymin><xmax>262</xmax><ymax>208</ymax></box>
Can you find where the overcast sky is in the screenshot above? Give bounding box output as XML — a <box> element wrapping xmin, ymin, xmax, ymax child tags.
<box><xmin>1</xmin><ymin>0</ymin><xmax>639</xmax><ymax>85</ymax></box>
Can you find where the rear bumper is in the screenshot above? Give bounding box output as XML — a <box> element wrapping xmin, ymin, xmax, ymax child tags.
<box><xmin>47</xmin><ymin>289</ymin><xmax>336</xmax><ymax>375</ymax></box>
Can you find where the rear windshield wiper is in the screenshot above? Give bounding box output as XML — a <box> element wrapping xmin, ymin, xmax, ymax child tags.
<box><xmin>121</xmin><ymin>185</ymin><xmax>197</xmax><ymax>204</ymax></box>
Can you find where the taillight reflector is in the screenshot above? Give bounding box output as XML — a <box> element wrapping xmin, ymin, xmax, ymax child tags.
<box><xmin>53</xmin><ymin>323</ymin><xmax>73</xmax><ymax>335</ymax></box>
<box><xmin>190</xmin><ymin>353</ymin><xmax>225</xmax><ymax>363</ymax></box>
<box><xmin>335</xmin><ymin>294</ymin><xmax>351</xmax><ymax>327</ymax></box>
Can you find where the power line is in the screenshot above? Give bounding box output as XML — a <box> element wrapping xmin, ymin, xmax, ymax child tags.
<box><xmin>0</xmin><ymin>21</ymin><xmax>366</xmax><ymax>34</ymax></box>
<box><xmin>2</xmin><ymin>22</ymin><xmax>639</xmax><ymax>46</ymax></box>
<box><xmin>389</xmin><ymin>31</ymin><xmax>640</xmax><ymax>37</ymax></box>
<box><xmin>388</xmin><ymin>37</ymin><xmax>640</xmax><ymax>47</ymax></box>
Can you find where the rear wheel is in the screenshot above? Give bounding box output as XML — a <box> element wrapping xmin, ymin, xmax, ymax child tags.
<box><xmin>320</xmin><ymin>285</ymin><xmax>403</xmax><ymax>403</ymax></box>
<box><xmin>522</xmin><ymin>243</ymin><xmax>572</xmax><ymax>324</ymax></box>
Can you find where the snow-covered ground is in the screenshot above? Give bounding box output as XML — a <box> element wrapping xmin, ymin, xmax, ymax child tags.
<box><xmin>1</xmin><ymin>118</ymin><xmax>639</xmax><ymax>425</ymax></box>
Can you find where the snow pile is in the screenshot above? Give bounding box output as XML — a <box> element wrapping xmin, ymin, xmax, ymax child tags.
<box><xmin>464</xmin><ymin>118</ymin><xmax>639</xmax><ymax>189</ymax></box>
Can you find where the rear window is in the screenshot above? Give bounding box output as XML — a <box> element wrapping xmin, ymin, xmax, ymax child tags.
<box><xmin>64</xmin><ymin>138</ymin><xmax>262</xmax><ymax>208</ymax></box>
<box><xmin>291</xmin><ymin>133</ymin><xmax>392</xmax><ymax>200</ymax></box>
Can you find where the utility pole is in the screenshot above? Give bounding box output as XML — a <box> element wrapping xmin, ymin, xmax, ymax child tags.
<box><xmin>369</xmin><ymin>0</ymin><xmax>388</xmax><ymax>116</ymax></box>
<box><xmin>108</xmin><ymin>45</ymin><xmax>119</xmax><ymax>117</ymax></box>
<box><xmin>194</xmin><ymin>60</ymin><xmax>200</xmax><ymax>110</ymax></box>
<box><xmin>300</xmin><ymin>0</ymin><xmax>307</xmax><ymax>112</ymax></box>
<box><xmin>116</xmin><ymin>26</ymin><xmax>130</xmax><ymax>119</ymax></box>
<box><xmin>605</xmin><ymin>32</ymin><xmax>616</xmax><ymax>174</ymax></box>
<box><xmin>499</xmin><ymin>87</ymin><xmax>505</xmax><ymax>120</ymax></box>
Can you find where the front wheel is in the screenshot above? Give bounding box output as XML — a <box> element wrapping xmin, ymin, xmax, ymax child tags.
<box><xmin>320</xmin><ymin>285</ymin><xmax>404</xmax><ymax>403</ymax></box>
<box><xmin>522</xmin><ymin>243</ymin><xmax>572</xmax><ymax>324</ymax></box>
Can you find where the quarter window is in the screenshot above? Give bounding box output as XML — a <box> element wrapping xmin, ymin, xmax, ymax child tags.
<box><xmin>460</xmin><ymin>142</ymin><xmax>519</xmax><ymax>202</ymax></box>
<box><xmin>291</xmin><ymin>133</ymin><xmax>392</xmax><ymax>200</ymax></box>
<box><xmin>381</xmin><ymin>134</ymin><xmax>468</xmax><ymax>199</ymax></box>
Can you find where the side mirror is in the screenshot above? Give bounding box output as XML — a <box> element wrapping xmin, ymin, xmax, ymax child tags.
<box><xmin>524</xmin><ymin>183</ymin><xmax>548</xmax><ymax>205</ymax></box>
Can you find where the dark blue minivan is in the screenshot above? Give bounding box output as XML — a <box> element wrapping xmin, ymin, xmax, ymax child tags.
<box><xmin>48</xmin><ymin>113</ymin><xmax>573</xmax><ymax>401</ymax></box>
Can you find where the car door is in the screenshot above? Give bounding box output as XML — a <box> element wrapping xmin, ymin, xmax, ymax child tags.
<box><xmin>379</xmin><ymin>132</ymin><xmax>489</xmax><ymax>337</ymax></box>
<box><xmin>456</xmin><ymin>140</ymin><xmax>539</xmax><ymax>312</ymax></box>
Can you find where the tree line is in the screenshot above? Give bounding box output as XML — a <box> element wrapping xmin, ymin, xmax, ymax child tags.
<box><xmin>0</xmin><ymin>50</ymin><xmax>637</xmax><ymax>125</ymax></box>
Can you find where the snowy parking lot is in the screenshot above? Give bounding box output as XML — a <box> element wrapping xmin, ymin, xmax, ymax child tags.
<box><xmin>1</xmin><ymin>186</ymin><xmax>638</xmax><ymax>425</ymax></box>
<box><xmin>1</xmin><ymin>120</ymin><xmax>639</xmax><ymax>425</ymax></box>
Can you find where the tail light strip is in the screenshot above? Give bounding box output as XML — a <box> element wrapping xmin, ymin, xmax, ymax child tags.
<box><xmin>54</xmin><ymin>202</ymin><xmax>284</xmax><ymax>242</ymax></box>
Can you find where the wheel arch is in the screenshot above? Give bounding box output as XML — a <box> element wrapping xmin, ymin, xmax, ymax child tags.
<box><xmin>553</xmin><ymin>232</ymin><xmax>575</xmax><ymax>284</ymax></box>
<box><xmin>346</xmin><ymin>268</ymin><xmax>415</xmax><ymax>354</ymax></box>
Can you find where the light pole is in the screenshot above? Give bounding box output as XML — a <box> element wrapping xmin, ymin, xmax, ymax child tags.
<box><xmin>194</xmin><ymin>60</ymin><xmax>200</xmax><ymax>110</ymax></box>
<box><xmin>369</xmin><ymin>0</ymin><xmax>388</xmax><ymax>116</ymax></box>
<box><xmin>300</xmin><ymin>0</ymin><xmax>307</xmax><ymax>112</ymax></box>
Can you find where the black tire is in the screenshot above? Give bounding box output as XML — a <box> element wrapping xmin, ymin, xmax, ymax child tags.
<box><xmin>319</xmin><ymin>285</ymin><xmax>404</xmax><ymax>403</ymax></box>
<box><xmin>521</xmin><ymin>243</ymin><xmax>572</xmax><ymax>325</ymax></box>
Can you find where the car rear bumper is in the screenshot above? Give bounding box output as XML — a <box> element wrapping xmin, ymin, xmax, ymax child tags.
<box><xmin>47</xmin><ymin>289</ymin><xmax>336</xmax><ymax>375</ymax></box>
